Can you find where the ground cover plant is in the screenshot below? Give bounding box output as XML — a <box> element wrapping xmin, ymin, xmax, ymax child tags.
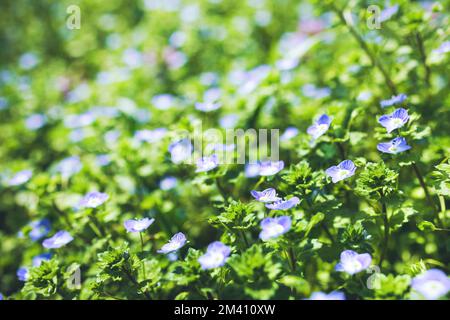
<box><xmin>0</xmin><ymin>0</ymin><xmax>449</xmax><ymax>300</ymax></box>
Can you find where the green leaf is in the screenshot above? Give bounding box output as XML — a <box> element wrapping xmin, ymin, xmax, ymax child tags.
<box><xmin>417</xmin><ymin>221</ymin><xmax>436</xmax><ymax>232</ymax></box>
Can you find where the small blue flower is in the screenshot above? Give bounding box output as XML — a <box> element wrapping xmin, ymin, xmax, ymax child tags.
<box><xmin>309</xmin><ymin>291</ymin><xmax>346</xmax><ymax>300</ymax></box>
<box><xmin>377</xmin><ymin>137</ymin><xmax>411</xmax><ymax>154</ymax></box>
<box><xmin>19</xmin><ymin>52</ymin><xmax>39</xmax><ymax>70</ymax></box>
<box><xmin>219</xmin><ymin>114</ymin><xmax>239</xmax><ymax>129</ymax></box>
<box><xmin>379</xmin><ymin>4</ymin><xmax>399</xmax><ymax>22</ymax></box>
<box><xmin>95</xmin><ymin>154</ymin><xmax>111</xmax><ymax>167</ymax></box>
<box><xmin>433</xmin><ymin>41</ymin><xmax>450</xmax><ymax>55</ymax></box>
<box><xmin>32</xmin><ymin>253</ymin><xmax>52</xmax><ymax>267</ymax></box>
<box><xmin>133</xmin><ymin>108</ymin><xmax>152</xmax><ymax>124</ymax></box>
<box><xmin>0</xmin><ymin>293</ymin><xmax>3</xmax><ymax>300</ymax></box>
<box><xmin>122</xmin><ymin>48</ymin><xmax>143</xmax><ymax>68</ymax></box>
<box><xmin>79</xmin><ymin>191</ymin><xmax>109</xmax><ymax>208</ymax></box>
<box><xmin>196</xmin><ymin>154</ymin><xmax>219</xmax><ymax>173</ymax></box>
<box><xmin>411</xmin><ymin>269</ymin><xmax>450</xmax><ymax>300</ymax></box>
<box><xmin>104</xmin><ymin>130</ymin><xmax>121</xmax><ymax>144</ymax></box>
<box><xmin>152</xmin><ymin>94</ymin><xmax>175</xmax><ymax>110</ymax></box>
<box><xmin>259</xmin><ymin>216</ymin><xmax>291</xmax><ymax>241</ymax></box>
<box><xmin>245</xmin><ymin>163</ymin><xmax>260</xmax><ymax>178</ymax></box>
<box><xmin>280</xmin><ymin>127</ymin><xmax>299</xmax><ymax>141</ymax></box>
<box><xmin>29</xmin><ymin>219</ymin><xmax>51</xmax><ymax>241</ymax></box>
<box><xmin>90</xmin><ymin>106</ymin><xmax>119</xmax><ymax>119</ymax></box>
<box><xmin>195</xmin><ymin>88</ymin><xmax>222</xmax><ymax>112</ymax></box>
<box><xmin>198</xmin><ymin>241</ymin><xmax>231</xmax><ymax>270</ymax></box>
<box><xmin>69</xmin><ymin>128</ymin><xmax>87</xmax><ymax>143</ymax></box>
<box><xmin>56</xmin><ymin>156</ymin><xmax>83</xmax><ymax>178</ymax></box>
<box><xmin>134</xmin><ymin>128</ymin><xmax>167</xmax><ymax>143</ymax></box>
<box><xmin>265</xmin><ymin>197</ymin><xmax>300</xmax><ymax>210</ymax></box>
<box><xmin>42</xmin><ymin>231</ymin><xmax>73</xmax><ymax>249</ymax></box>
<box><xmin>357</xmin><ymin>91</ymin><xmax>372</xmax><ymax>101</ymax></box>
<box><xmin>302</xmin><ymin>84</ymin><xmax>331</xmax><ymax>99</ymax></box>
<box><xmin>195</xmin><ymin>101</ymin><xmax>221</xmax><ymax>112</ymax></box>
<box><xmin>25</xmin><ymin>114</ymin><xmax>47</xmax><ymax>130</ymax></box>
<box><xmin>235</xmin><ymin>65</ymin><xmax>271</xmax><ymax>95</ymax></box>
<box><xmin>335</xmin><ymin>250</ymin><xmax>372</xmax><ymax>275</ymax></box>
<box><xmin>8</xmin><ymin>169</ymin><xmax>32</xmax><ymax>186</ymax></box>
<box><xmin>124</xmin><ymin>218</ymin><xmax>155</xmax><ymax>233</ymax></box>
<box><xmin>325</xmin><ymin>160</ymin><xmax>356</xmax><ymax>183</ymax></box>
<box><xmin>307</xmin><ymin>114</ymin><xmax>331</xmax><ymax>140</ymax></box>
<box><xmin>169</xmin><ymin>139</ymin><xmax>193</xmax><ymax>164</ymax></box>
<box><xmin>258</xmin><ymin>160</ymin><xmax>284</xmax><ymax>176</ymax></box>
<box><xmin>157</xmin><ymin>232</ymin><xmax>187</xmax><ymax>254</ymax></box>
<box><xmin>204</xmin><ymin>87</ymin><xmax>221</xmax><ymax>101</ymax></box>
<box><xmin>64</xmin><ymin>112</ymin><xmax>96</xmax><ymax>128</ymax></box>
<box><xmin>378</xmin><ymin>108</ymin><xmax>409</xmax><ymax>133</ymax></box>
<box><xmin>200</xmin><ymin>72</ymin><xmax>219</xmax><ymax>86</ymax></box>
<box><xmin>276</xmin><ymin>57</ymin><xmax>299</xmax><ymax>71</ymax></box>
<box><xmin>380</xmin><ymin>93</ymin><xmax>407</xmax><ymax>108</ymax></box>
<box><xmin>167</xmin><ymin>252</ymin><xmax>178</xmax><ymax>261</ymax></box>
<box><xmin>250</xmin><ymin>188</ymin><xmax>281</xmax><ymax>203</ymax></box>
<box><xmin>160</xmin><ymin>176</ymin><xmax>178</xmax><ymax>190</ymax></box>
<box><xmin>17</xmin><ymin>267</ymin><xmax>29</xmax><ymax>281</ymax></box>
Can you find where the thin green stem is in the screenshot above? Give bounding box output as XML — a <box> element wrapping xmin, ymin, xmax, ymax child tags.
<box><xmin>415</xmin><ymin>31</ymin><xmax>431</xmax><ymax>87</ymax></box>
<box><xmin>336</xmin><ymin>142</ymin><xmax>346</xmax><ymax>160</ymax></box>
<box><xmin>240</xmin><ymin>230</ymin><xmax>250</xmax><ymax>249</ymax></box>
<box><xmin>305</xmin><ymin>197</ymin><xmax>335</xmax><ymax>244</ymax></box>
<box><xmin>379</xmin><ymin>200</ymin><xmax>389</xmax><ymax>267</ymax></box>
<box><xmin>284</xmin><ymin>249</ymin><xmax>294</xmax><ymax>272</ymax></box>
<box><xmin>288</xmin><ymin>247</ymin><xmax>296</xmax><ymax>272</ymax></box>
<box><xmin>215</xmin><ymin>177</ymin><xmax>228</xmax><ymax>205</ymax></box>
<box><xmin>412</xmin><ymin>162</ymin><xmax>442</xmax><ymax>226</ymax></box>
<box><xmin>102</xmin><ymin>291</ymin><xmax>125</xmax><ymax>300</ymax></box>
<box><xmin>139</xmin><ymin>232</ymin><xmax>147</xmax><ymax>279</ymax></box>
<box><xmin>122</xmin><ymin>267</ymin><xmax>151</xmax><ymax>299</ymax></box>
<box><xmin>332</xmin><ymin>3</ymin><xmax>397</xmax><ymax>95</ymax></box>
<box><xmin>252</xmin><ymin>176</ymin><xmax>265</xmax><ymax>190</ymax></box>
<box><xmin>88</xmin><ymin>216</ymin><xmax>103</xmax><ymax>238</ymax></box>
<box><xmin>321</xmin><ymin>223</ymin><xmax>335</xmax><ymax>244</ymax></box>
<box><xmin>90</xmin><ymin>208</ymin><xmax>107</xmax><ymax>238</ymax></box>
<box><xmin>439</xmin><ymin>196</ymin><xmax>446</xmax><ymax>228</ymax></box>
<box><xmin>52</xmin><ymin>200</ymin><xmax>72</xmax><ymax>230</ymax></box>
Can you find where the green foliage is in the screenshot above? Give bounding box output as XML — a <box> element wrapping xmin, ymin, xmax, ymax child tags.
<box><xmin>432</xmin><ymin>160</ymin><xmax>450</xmax><ymax>196</ymax></box>
<box><xmin>227</xmin><ymin>245</ymin><xmax>281</xmax><ymax>299</ymax></box>
<box><xmin>209</xmin><ymin>201</ymin><xmax>256</xmax><ymax>231</ymax></box>
<box><xmin>355</xmin><ymin>162</ymin><xmax>399</xmax><ymax>201</ymax></box>
<box><xmin>371</xmin><ymin>274</ymin><xmax>411</xmax><ymax>299</ymax></box>
<box><xmin>0</xmin><ymin>0</ymin><xmax>449</xmax><ymax>301</ymax></box>
<box><xmin>281</xmin><ymin>160</ymin><xmax>323</xmax><ymax>196</ymax></box>
<box><xmin>22</xmin><ymin>258</ymin><xmax>62</xmax><ymax>299</ymax></box>
<box><xmin>338</xmin><ymin>222</ymin><xmax>372</xmax><ymax>253</ymax></box>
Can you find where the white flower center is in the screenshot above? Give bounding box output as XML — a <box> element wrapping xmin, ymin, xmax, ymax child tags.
<box><xmin>88</xmin><ymin>199</ymin><xmax>101</xmax><ymax>207</ymax></box>
<box><xmin>388</xmin><ymin>145</ymin><xmax>398</xmax><ymax>153</ymax></box>
<box><xmin>209</xmin><ymin>252</ymin><xmax>225</xmax><ymax>265</ymax></box>
<box><xmin>422</xmin><ymin>280</ymin><xmax>445</xmax><ymax>297</ymax></box>
<box><xmin>343</xmin><ymin>259</ymin><xmax>362</xmax><ymax>274</ymax></box>
<box><xmin>266</xmin><ymin>223</ymin><xmax>284</xmax><ymax>237</ymax></box>
<box><xmin>392</xmin><ymin>118</ymin><xmax>403</xmax><ymax>127</ymax></box>
<box><xmin>338</xmin><ymin>169</ymin><xmax>349</xmax><ymax>178</ymax></box>
<box><xmin>317</xmin><ymin>124</ymin><xmax>328</xmax><ymax>134</ymax></box>
<box><xmin>54</xmin><ymin>237</ymin><xmax>66</xmax><ymax>245</ymax></box>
